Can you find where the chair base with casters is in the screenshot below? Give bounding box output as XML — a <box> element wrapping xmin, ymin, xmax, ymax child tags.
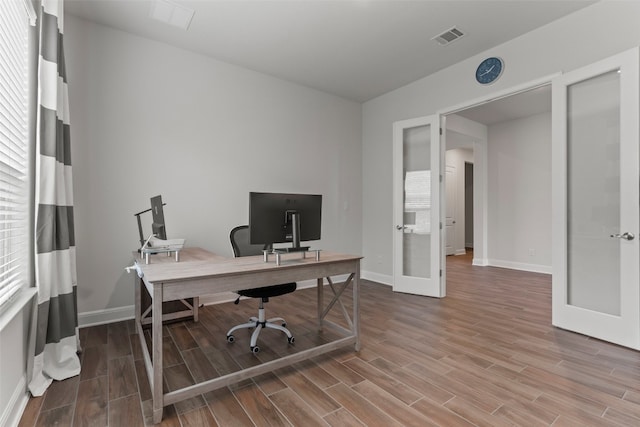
<box><xmin>227</xmin><ymin>225</ymin><xmax>297</xmax><ymax>353</ymax></box>
<box><xmin>226</xmin><ymin>294</ymin><xmax>295</xmax><ymax>354</ymax></box>
<box><xmin>225</xmin><ymin>280</ymin><xmax>297</xmax><ymax>353</ymax></box>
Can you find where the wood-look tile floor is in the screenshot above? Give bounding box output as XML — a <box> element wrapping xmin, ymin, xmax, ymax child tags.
<box><xmin>19</xmin><ymin>253</ymin><xmax>640</xmax><ymax>426</ymax></box>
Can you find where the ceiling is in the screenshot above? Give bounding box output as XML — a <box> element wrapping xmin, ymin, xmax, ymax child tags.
<box><xmin>65</xmin><ymin>0</ymin><xmax>596</xmax><ymax>103</ymax></box>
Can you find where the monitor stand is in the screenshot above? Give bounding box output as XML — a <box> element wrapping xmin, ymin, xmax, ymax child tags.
<box><xmin>267</xmin><ymin>211</ymin><xmax>319</xmax><ymax>264</ymax></box>
<box><xmin>274</xmin><ymin>246</ymin><xmax>310</xmax><ymax>254</ymax></box>
<box><xmin>265</xmin><ymin>248</ymin><xmax>321</xmax><ymax>266</ymax></box>
<box><xmin>275</xmin><ymin>211</ymin><xmax>310</xmax><ymax>253</ymax></box>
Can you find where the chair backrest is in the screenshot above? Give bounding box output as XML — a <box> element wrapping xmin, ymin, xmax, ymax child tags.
<box><xmin>230</xmin><ymin>225</ymin><xmax>272</xmax><ymax>258</ymax></box>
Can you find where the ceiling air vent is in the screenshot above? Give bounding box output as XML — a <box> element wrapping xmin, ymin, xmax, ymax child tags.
<box><xmin>150</xmin><ymin>0</ymin><xmax>195</xmax><ymax>30</ymax></box>
<box><xmin>432</xmin><ymin>27</ymin><xmax>465</xmax><ymax>46</ymax></box>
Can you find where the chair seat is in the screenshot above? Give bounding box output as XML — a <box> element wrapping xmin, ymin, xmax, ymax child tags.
<box><xmin>238</xmin><ymin>282</ymin><xmax>296</xmax><ymax>299</ymax></box>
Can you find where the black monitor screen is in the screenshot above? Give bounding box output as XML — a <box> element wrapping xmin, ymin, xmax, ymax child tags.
<box><xmin>249</xmin><ymin>192</ymin><xmax>322</xmax><ymax>248</ymax></box>
<box><xmin>150</xmin><ymin>195</ymin><xmax>167</xmax><ymax>240</ymax></box>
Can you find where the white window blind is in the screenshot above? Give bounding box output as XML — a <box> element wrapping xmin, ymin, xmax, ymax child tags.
<box><xmin>404</xmin><ymin>170</ymin><xmax>431</xmax><ymax>233</ymax></box>
<box><xmin>0</xmin><ymin>0</ymin><xmax>34</xmax><ymax>312</ymax></box>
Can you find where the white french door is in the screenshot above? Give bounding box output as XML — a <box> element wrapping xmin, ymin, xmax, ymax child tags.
<box><xmin>392</xmin><ymin>115</ymin><xmax>444</xmax><ymax>297</ymax></box>
<box><xmin>552</xmin><ymin>48</ymin><xmax>640</xmax><ymax>349</ymax></box>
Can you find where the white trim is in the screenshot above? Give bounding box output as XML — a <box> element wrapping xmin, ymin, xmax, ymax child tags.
<box><xmin>438</xmin><ymin>74</ymin><xmax>560</xmax><ymax>117</ymax></box>
<box><xmin>487</xmin><ymin>259</ymin><xmax>552</xmax><ymax>275</ymax></box>
<box><xmin>197</xmin><ymin>279</ymin><xmax>326</xmax><ymax>306</ymax></box>
<box><xmin>0</xmin><ymin>288</ymin><xmax>37</xmax><ymax>332</ymax></box>
<box><xmin>437</xmin><ymin>75</ymin><xmax>561</xmax><ymax>290</ymax></box>
<box><xmin>78</xmin><ymin>305</ymin><xmax>134</xmax><ymax>328</ymax></box>
<box><xmin>1</xmin><ymin>374</ymin><xmax>29</xmax><ymax>427</ymax></box>
<box><xmin>199</xmin><ymin>292</ymin><xmax>238</xmax><ymax>306</ymax></box>
<box><xmin>472</xmin><ymin>258</ymin><xmax>489</xmax><ymax>267</ymax></box>
<box><xmin>197</xmin><ymin>278</ymin><xmax>350</xmax><ymax>307</ymax></box>
<box><xmin>78</xmin><ymin>276</ymin><xmax>356</xmax><ymax>326</ymax></box>
<box><xmin>20</xmin><ymin>0</ymin><xmax>37</xmax><ymax>26</ymax></box>
<box><xmin>362</xmin><ymin>270</ymin><xmax>393</xmax><ymax>286</ymax></box>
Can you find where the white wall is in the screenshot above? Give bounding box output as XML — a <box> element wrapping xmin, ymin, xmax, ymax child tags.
<box><xmin>487</xmin><ymin>113</ymin><xmax>551</xmax><ymax>272</ymax></box>
<box><xmin>362</xmin><ymin>1</ymin><xmax>640</xmax><ymax>279</ymax></box>
<box><xmin>0</xmin><ymin>304</ymin><xmax>32</xmax><ymax>427</ymax></box>
<box><xmin>65</xmin><ymin>15</ymin><xmax>362</xmax><ymax>320</ymax></box>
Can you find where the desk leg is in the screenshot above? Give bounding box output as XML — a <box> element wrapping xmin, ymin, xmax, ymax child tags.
<box><xmin>134</xmin><ymin>278</ymin><xmax>141</xmax><ymax>334</ymax></box>
<box><xmin>354</xmin><ymin>262</ymin><xmax>361</xmax><ymax>351</ymax></box>
<box><xmin>317</xmin><ymin>277</ymin><xmax>324</xmax><ymax>331</ymax></box>
<box><xmin>152</xmin><ymin>285</ymin><xmax>164</xmax><ymax>424</ymax></box>
<box><xmin>193</xmin><ymin>297</ymin><xmax>200</xmax><ymax>322</ymax></box>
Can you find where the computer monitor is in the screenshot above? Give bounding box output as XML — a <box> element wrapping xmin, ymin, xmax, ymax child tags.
<box><xmin>150</xmin><ymin>195</ymin><xmax>167</xmax><ymax>240</ymax></box>
<box><xmin>249</xmin><ymin>192</ymin><xmax>322</xmax><ymax>252</ymax></box>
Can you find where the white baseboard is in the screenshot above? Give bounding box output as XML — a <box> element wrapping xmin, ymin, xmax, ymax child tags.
<box><xmin>79</xmin><ymin>263</ymin><xmax>548</xmax><ymax>328</ymax></box>
<box><xmin>197</xmin><ymin>278</ymin><xmax>342</xmax><ymax>306</ymax></box>
<box><xmin>361</xmin><ymin>270</ymin><xmax>393</xmax><ymax>286</ymax></box>
<box><xmin>487</xmin><ymin>259</ymin><xmax>552</xmax><ymax>274</ymax></box>
<box><xmin>78</xmin><ymin>305</ymin><xmax>134</xmax><ymax>328</ymax></box>
<box><xmin>454</xmin><ymin>249</ymin><xmax>467</xmax><ymax>256</ymax></box>
<box><xmin>79</xmin><ymin>277</ymin><xmax>355</xmax><ymax>324</ymax></box>
<box><xmin>1</xmin><ymin>374</ymin><xmax>29</xmax><ymax>427</ymax></box>
<box><xmin>296</xmin><ymin>278</ymin><xmax>321</xmax><ymax>290</ymax></box>
<box><xmin>198</xmin><ymin>292</ymin><xmax>238</xmax><ymax>306</ymax></box>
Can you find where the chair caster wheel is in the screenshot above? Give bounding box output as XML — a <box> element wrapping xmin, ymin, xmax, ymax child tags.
<box><xmin>227</xmin><ymin>335</ymin><xmax>235</xmax><ymax>343</ymax></box>
<box><xmin>251</xmin><ymin>346</ymin><xmax>260</xmax><ymax>354</ymax></box>
<box><xmin>288</xmin><ymin>336</ymin><xmax>295</xmax><ymax>344</ymax></box>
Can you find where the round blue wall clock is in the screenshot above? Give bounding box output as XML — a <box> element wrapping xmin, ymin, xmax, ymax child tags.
<box><xmin>475</xmin><ymin>57</ymin><xmax>504</xmax><ymax>85</ymax></box>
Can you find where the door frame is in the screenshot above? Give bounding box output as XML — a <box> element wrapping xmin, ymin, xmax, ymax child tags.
<box><xmin>444</xmin><ymin>116</ymin><xmax>487</xmax><ymax>266</ymax></box>
<box><xmin>391</xmin><ymin>75</ymin><xmax>557</xmax><ymax>298</ymax></box>
<box><xmin>434</xmin><ymin>50</ymin><xmax>640</xmax><ymax>349</ymax></box>
<box><xmin>439</xmin><ymin>74</ymin><xmax>559</xmax><ymax>269</ymax></box>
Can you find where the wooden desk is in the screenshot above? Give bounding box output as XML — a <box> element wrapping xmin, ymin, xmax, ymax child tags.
<box><xmin>133</xmin><ymin>247</ymin><xmax>362</xmax><ymax>424</ymax></box>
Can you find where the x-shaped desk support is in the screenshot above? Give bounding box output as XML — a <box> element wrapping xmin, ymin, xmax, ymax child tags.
<box><xmin>319</xmin><ymin>273</ymin><xmax>355</xmax><ymax>333</ymax></box>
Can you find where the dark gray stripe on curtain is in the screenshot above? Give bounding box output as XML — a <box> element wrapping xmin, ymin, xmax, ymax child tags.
<box><xmin>40</xmin><ymin>10</ymin><xmax>67</xmax><ymax>79</ymax></box>
<box><xmin>39</xmin><ymin>106</ymin><xmax>71</xmax><ymax>165</ymax></box>
<box><xmin>34</xmin><ymin>286</ymin><xmax>78</xmax><ymax>355</ymax></box>
<box><xmin>58</xmin><ymin>33</ymin><xmax>67</xmax><ymax>83</ymax></box>
<box><xmin>36</xmin><ymin>204</ymin><xmax>75</xmax><ymax>253</ymax></box>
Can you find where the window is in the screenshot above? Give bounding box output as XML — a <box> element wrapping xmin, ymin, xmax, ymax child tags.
<box><xmin>404</xmin><ymin>170</ymin><xmax>431</xmax><ymax>234</ymax></box>
<box><xmin>0</xmin><ymin>0</ymin><xmax>35</xmax><ymax>312</ymax></box>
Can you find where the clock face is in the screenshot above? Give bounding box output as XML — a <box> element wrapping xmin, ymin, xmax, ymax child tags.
<box><xmin>475</xmin><ymin>57</ymin><xmax>503</xmax><ymax>85</ymax></box>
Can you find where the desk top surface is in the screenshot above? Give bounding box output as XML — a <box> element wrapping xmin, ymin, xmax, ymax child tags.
<box><xmin>134</xmin><ymin>247</ymin><xmax>362</xmax><ymax>284</ymax></box>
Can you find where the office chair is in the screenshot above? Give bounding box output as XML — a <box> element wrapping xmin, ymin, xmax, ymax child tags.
<box><xmin>226</xmin><ymin>225</ymin><xmax>296</xmax><ymax>353</ymax></box>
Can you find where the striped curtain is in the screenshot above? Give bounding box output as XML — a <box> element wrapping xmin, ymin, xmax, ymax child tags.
<box><xmin>28</xmin><ymin>0</ymin><xmax>81</xmax><ymax>396</ymax></box>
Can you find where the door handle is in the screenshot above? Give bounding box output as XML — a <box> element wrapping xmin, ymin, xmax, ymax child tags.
<box><xmin>610</xmin><ymin>232</ymin><xmax>635</xmax><ymax>241</ymax></box>
<box><xmin>396</xmin><ymin>225</ymin><xmax>407</xmax><ymax>230</ymax></box>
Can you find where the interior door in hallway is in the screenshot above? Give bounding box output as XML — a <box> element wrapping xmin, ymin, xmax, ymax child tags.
<box><xmin>445</xmin><ymin>164</ymin><xmax>456</xmax><ymax>256</ymax></box>
<box><xmin>552</xmin><ymin>48</ymin><xmax>640</xmax><ymax>349</ymax></box>
<box><xmin>392</xmin><ymin>115</ymin><xmax>444</xmax><ymax>297</ymax></box>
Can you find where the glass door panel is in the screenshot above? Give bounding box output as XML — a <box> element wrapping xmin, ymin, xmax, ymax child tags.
<box><xmin>403</xmin><ymin>125</ymin><xmax>431</xmax><ymax>278</ymax></box>
<box><xmin>566</xmin><ymin>70</ymin><xmax>620</xmax><ymax>315</ymax></box>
